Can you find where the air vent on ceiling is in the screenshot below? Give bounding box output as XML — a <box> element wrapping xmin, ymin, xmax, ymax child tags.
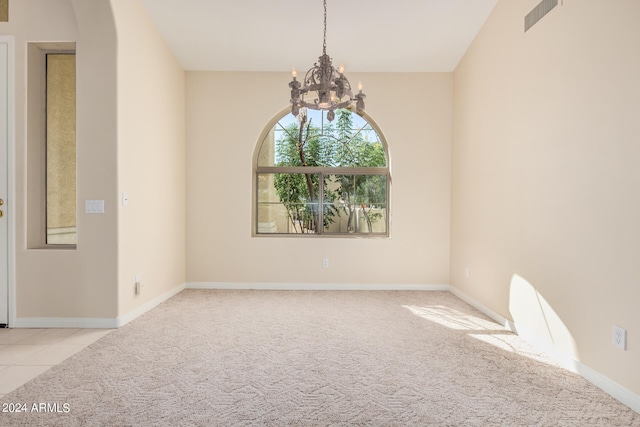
<box><xmin>525</xmin><ymin>0</ymin><xmax>558</xmax><ymax>32</ymax></box>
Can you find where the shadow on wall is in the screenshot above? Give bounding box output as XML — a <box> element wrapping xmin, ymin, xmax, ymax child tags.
<box><xmin>509</xmin><ymin>274</ymin><xmax>579</xmax><ymax>363</ymax></box>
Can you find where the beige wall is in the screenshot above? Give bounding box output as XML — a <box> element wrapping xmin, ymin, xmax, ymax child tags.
<box><xmin>111</xmin><ymin>0</ymin><xmax>186</xmax><ymax>316</ymax></box>
<box><xmin>186</xmin><ymin>72</ymin><xmax>452</xmax><ymax>285</ymax></box>
<box><xmin>2</xmin><ymin>0</ymin><xmax>185</xmax><ymax>321</ymax></box>
<box><xmin>1</xmin><ymin>0</ymin><xmax>119</xmax><ymax>318</ymax></box>
<box><xmin>452</xmin><ymin>0</ymin><xmax>640</xmax><ymax>394</ymax></box>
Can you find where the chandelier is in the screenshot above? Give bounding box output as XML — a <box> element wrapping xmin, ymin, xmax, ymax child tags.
<box><xmin>288</xmin><ymin>0</ymin><xmax>365</xmax><ymax>122</ymax></box>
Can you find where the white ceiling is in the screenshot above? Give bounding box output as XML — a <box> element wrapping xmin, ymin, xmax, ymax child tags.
<box><xmin>140</xmin><ymin>0</ymin><xmax>498</xmax><ymax>72</ymax></box>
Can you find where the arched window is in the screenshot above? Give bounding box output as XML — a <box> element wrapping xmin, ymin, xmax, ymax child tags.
<box><xmin>254</xmin><ymin>108</ymin><xmax>390</xmax><ymax>236</ymax></box>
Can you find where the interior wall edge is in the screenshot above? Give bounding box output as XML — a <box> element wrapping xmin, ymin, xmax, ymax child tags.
<box><xmin>115</xmin><ymin>282</ymin><xmax>186</xmax><ymax>328</ymax></box>
<box><xmin>448</xmin><ymin>285</ymin><xmax>515</xmax><ymax>332</ymax></box>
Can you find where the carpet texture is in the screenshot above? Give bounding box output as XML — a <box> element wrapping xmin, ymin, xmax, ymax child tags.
<box><xmin>1</xmin><ymin>290</ymin><xmax>638</xmax><ymax>426</ymax></box>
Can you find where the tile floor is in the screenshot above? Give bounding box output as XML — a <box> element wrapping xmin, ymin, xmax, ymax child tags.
<box><xmin>0</xmin><ymin>328</ymin><xmax>113</xmax><ymax>398</ymax></box>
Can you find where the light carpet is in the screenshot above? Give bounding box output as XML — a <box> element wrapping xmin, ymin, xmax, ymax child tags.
<box><xmin>1</xmin><ymin>290</ymin><xmax>638</xmax><ymax>426</ymax></box>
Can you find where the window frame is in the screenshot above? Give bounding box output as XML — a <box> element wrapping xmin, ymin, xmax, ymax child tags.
<box><xmin>253</xmin><ymin>108</ymin><xmax>391</xmax><ymax>237</ymax></box>
<box><xmin>26</xmin><ymin>43</ymin><xmax>77</xmax><ymax>249</ymax></box>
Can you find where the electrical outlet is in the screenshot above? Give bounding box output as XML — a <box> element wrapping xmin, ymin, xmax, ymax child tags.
<box><xmin>135</xmin><ymin>275</ymin><xmax>142</xmax><ymax>296</ymax></box>
<box><xmin>613</xmin><ymin>326</ymin><xmax>626</xmax><ymax>350</ymax></box>
<box><xmin>322</xmin><ymin>258</ymin><xmax>329</xmax><ymax>268</ymax></box>
<box><xmin>464</xmin><ymin>267</ymin><xmax>469</xmax><ymax>278</ymax></box>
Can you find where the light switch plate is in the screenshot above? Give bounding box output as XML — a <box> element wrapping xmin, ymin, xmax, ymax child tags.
<box><xmin>85</xmin><ymin>200</ymin><xmax>105</xmax><ymax>214</ymax></box>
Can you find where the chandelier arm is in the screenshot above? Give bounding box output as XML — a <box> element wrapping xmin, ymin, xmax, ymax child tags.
<box><xmin>334</xmin><ymin>100</ymin><xmax>352</xmax><ymax>109</ymax></box>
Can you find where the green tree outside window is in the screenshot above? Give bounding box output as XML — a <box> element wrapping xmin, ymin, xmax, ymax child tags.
<box><xmin>256</xmin><ymin>108</ymin><xmax>389</xmax><ymax>236</ymax></box>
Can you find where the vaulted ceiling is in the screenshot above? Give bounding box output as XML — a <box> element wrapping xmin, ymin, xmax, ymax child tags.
<box><xmin>140</xmin><ymin>0</ymin><xmax>498</xmax><ymax>72</ymax></box>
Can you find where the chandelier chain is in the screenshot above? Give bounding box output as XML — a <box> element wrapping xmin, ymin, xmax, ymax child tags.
<box><xmin>322</xmin><ymin>0</ymin><xmax>327</xmax><ymax>55</ymax></box>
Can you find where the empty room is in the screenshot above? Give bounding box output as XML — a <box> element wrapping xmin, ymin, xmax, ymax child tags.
<box><xmin>0</xmin><ymin>0</ymin><xmax>639</xmax><ymax>425</ymax></box>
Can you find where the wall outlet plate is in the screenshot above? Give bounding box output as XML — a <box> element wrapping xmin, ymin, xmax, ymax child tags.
<box><xmin>613</xmin><ymin>326</ymin><xmax>627</xmax><ymax>350</ymax></box>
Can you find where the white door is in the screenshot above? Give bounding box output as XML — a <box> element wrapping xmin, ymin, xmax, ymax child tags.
<box><xmin>0</xmin><ymin>40</ymin><xmax>9</xmax><ymax>326</ymax></box>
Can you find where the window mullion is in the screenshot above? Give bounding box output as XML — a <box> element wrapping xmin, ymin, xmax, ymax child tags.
<box><xmin>257</xmin><ymin>166</ymin><xmax>388</xmax><ymax>175</ymax></box>
<box><xmin>318</xmin><ymin>172</ymin><xmax>324</xmax><ymax>234</ymax></box>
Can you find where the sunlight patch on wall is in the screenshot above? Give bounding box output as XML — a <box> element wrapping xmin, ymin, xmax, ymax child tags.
<box><xmin>509</xmin><ymin>274</ymin><xmax>579</xmax><ymax>360</ymax></box>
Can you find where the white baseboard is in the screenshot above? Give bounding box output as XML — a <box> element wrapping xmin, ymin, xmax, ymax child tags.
<box><xmin>512</xmin><ymin>321</ymin><xmax>640</xmax><ymax>414</ymax></box>
<box><xmin>449</xmin><ymin>285</ymin><xmax>640</xmax><ymax>414</ymax></box>
<box><xmin>12</xmin><ymin>283</ymin><xmax>187</xmax><ymax>329</ymax></box>
<box><xmin>575</xmin><ymin>360</ymin><xmax>640</xmax><ymax>414</ymax></box>
<box><xmin>115</xmin><ymin>282</ymin><xmax>186</xmax><ymax>327</ymax></box>
<box><xmin>448</xmin><ymin>285</ymin><xmax>517</xmax><ymax>333</ymax></box>
<box><xmin>186</xmin><ymin>282</ymin><xmax>450</xmax><ymax>291</ymax></box>
<box><xmin>12</xmin><ymin>317</ymin><xmax>119</xmax><ymax>329</ymax></box>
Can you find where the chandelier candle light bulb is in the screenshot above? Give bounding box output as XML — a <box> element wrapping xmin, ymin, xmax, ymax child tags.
<box><xmin>288</xmin><ymin>0</ymin><xmax>366</xmax><ymax>121</ymax></box>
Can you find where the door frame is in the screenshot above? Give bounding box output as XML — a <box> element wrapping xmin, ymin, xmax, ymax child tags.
<box><xmin>0</xmin><ymin>35</ymin><xmax>16</xmax><ymax>327</ymax></box>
